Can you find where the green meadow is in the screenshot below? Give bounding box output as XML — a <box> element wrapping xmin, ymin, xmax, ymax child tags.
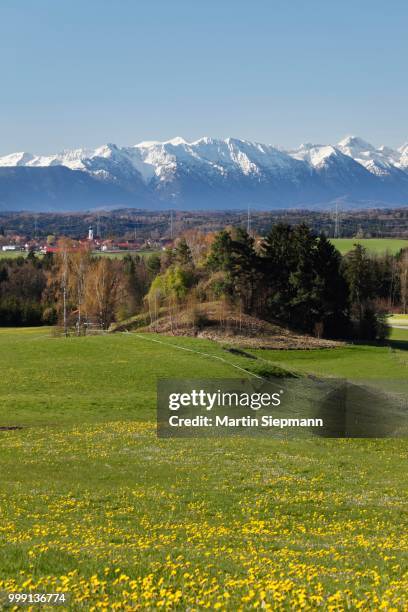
<box><xmin>0</xmin><ymin>250</ymin><xmax>27</xmax><ymax>259</ymax></box>
<box><xmin>330</xmin><ymin>237</ymin><xmax>407</xmax><ymax>255</ymax></box>
<box><xmin>98</xmin><ymin>240</ymin><xmax>407</xmax><ymax>259</ymax></box>
<box><xmin>0</xmin><ymin>250</ymin><xmax>160</xmax><ymax>261</ymax></box>
<box><xmin>94</xmin><ymin>249</ymin><xmax>160</xmax><ymax>259</ymax></box>
<box><xmin>0</xmin><ymin>327</ymin><xmax>407</xmax><ymax>609</ymax></box>
<box><xmin>0</xmin><ymin>237</ymin><xmax>406</xmax><ymax>262</ymax></box>
<box><xmin>389</xmin><ymin>314</ymin><xmax>408</xmax><ymax>327</ymax></box>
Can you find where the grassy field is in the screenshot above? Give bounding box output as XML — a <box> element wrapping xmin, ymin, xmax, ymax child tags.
<box><xmin>390</xmin><ymin>326</ymin><xmax>408</xmax><ymax>343</ymax></box>
<box><xmin>95</xmin><ymin>250</ymin><xmax>161</xmax><ymax>259</ymax></box>
<box><xmin>0</xmin><ymin>328</ymin><xmax>407</xmax><ymax>609</ymax></box>
<box><xmin>0</xmin><ymin>251</ymin><xmax>27</xmax><ymax>259</ymax></box>
<box><xmin>252</xmin><ymin>338</ymin><xmax>407</xmax><ymax>381</ymax></box>
<box><xmin>389</xmin><ymin>314</ymin><xmax>408</xmax><ymax>328</ymax></box>
<box><xmin>330</xmin><ymin>238</ymin><xmax>407</xmax><ymax>255</ymax></box>
<box><xmin>0</xmin><ymin>238</ymin><xmax>406</xmax><ymax>261</ymax></box>
<box><xmin>0</xmin><ymin>250</ymin><xmax>160</xmax><ymax>261</ymax></box>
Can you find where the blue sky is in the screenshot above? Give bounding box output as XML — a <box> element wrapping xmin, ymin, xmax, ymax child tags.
<box><xmin>0</xmin><ymin>0</ymin><xmax>407</xmax><ymax>154</ymax></box>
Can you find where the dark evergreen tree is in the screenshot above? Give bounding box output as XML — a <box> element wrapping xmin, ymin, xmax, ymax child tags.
<box><xmin>206</xmin><ymin>230</ymin><xmax>234</xmax><ymax>272</ymax></box>
<box><xmin>287</xmin><ymin>224</ymin><xmax>318</xmax><ymax>331</ymax></box>
<box><xmin>342</xmin><ymin>245</ymin><xmax>374</xmax><ymax>322</ymax></box>
<box><xmin>370</xmin><ymin>253</ymin><xmax>398</xmax><ymax>307</ymax></box>
<box><xmin>0</xmin><ymin>265</ymin><xmax>8</xmax><ymax>284</ymax></box>
<box><xmin>342</xmin><ymin>244</ymin><xmax>382</xmax><ymax>339</ymax></box>
<box><xmin>229</xmin><ymin>228</ymin><xmax>260</xmax><ymax>313</ymax></box>
<box><xmin>260</xmin><ymin>224</ymin><xmax>351</xmax><ymax>337</ymax></box>
<box><xmin>311</xmin><ymin>234</ymin><xmax>350</xmax><ymax>338</ymax></box>
<box><xmin>174</xmin><ymin>238</ymin><xmax>193</xmax><ymax>268</ymax></box>
<box><xmin>260</xmin><ymin>223</ymin><xmax>297</xmax><ymax>323</ymax></box>
<box><xmin>146</xmin><ymin>253</ymin><xmax>161</xmax><ymax>276</ymax></box>
<box><xmin>41</xmin><ymin>252</ymin><xmax>55</xmax><ymax>271</ymax></box>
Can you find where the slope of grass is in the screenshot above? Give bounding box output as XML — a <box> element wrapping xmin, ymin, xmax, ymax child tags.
<box><xmin>0</xmin><ymin>328</ymin><xmax>407</xmax><ymax>609</ymax></box>
<box><xmin>251</xmin><ymin>338</ymin><xmax>408</xmax><ymax>398</ymax></box>
<box><xmin>251</xmin><ymin>343</ymin><xmax>406</xmax><ymax>380</ymax></box>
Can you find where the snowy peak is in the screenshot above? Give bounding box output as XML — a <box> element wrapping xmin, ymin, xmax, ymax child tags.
<box><xmin>123</xmin><ymin>136</ymin><xmax>306</xmax><ymax>184</ymax></box>
<box><xmin>289</xmin><ymin>143</ymin><xmax>344</xmax><ymax>168</ymax></box>
<box><xmin>337</xmin><ymin>135</ymin><xmax>376</xmax><ymax>154</ymax></box>
<box><xmin>398</xmin><ymin>143</ymin><xmax>408</xmax><ymax>169</ymax></box>
<box><xmin>0</xmin><ymin>135</ymin><xmax>408</xmax><ymax>212</ymax></box>
<box><xmin>2</xmin><ymin>135</ymin><xmax>407</xmax><ymax>179</ymax></box>
<box><xmin>0</xmin><ymin>151</ymin><xmax>35</xmax><ymax>167</ymax></box>
<box><xmin>337</xmin><ymin>135</ymin><xmax>402</xmax><ymax>176</ymax></box>
<box><xmin>164</xmin><ymin>136</ymin><xmax>187</xmax><ymax>146</ymax></box>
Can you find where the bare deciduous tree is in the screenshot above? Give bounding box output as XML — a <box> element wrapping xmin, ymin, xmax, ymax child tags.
<box><xmin>68</xmin><ymin>244</ymin><xmax>92</xmax><ymax>334</ymax></box>
<box><xmin>400</xmin><ymin>250</ymin><xmax>408</xmax><ymax>314</ymax></box>
<box><xmin>84</xmin><ymin>258</ymin><xmax>123</xmax><ymax>330</ymax></box>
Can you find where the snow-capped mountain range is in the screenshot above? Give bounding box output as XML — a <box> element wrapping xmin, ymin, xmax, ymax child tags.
<box><xmin>0</xmin><ymin>135</ymin><xmax>407</xmax><ymax>211</ymax></box>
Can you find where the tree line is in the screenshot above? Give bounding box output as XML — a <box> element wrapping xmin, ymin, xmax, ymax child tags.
<box><xmin>0</xmin><ymin>243</ymin><xmax>153</xmax><ymax>331</ymax></box>
<box><xmin>1</xmin><ymin>207</ymin><xmax>407</xmax><ymax>242</ymax></box>
<box><xmin>147</xmin><ymin>224</ymin><xmax>407</xmax><ymax>341</ymax></box>
<box><xmin>0</xmin><ymin>226</ymin><xmax>407</xmax><ymax>340</ymax></box>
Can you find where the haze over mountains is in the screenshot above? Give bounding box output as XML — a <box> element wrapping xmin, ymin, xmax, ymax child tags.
<box><xmin>0</xmin><ymin>136</ymin><xmax>407</xmax><ymax>212</ymax></box>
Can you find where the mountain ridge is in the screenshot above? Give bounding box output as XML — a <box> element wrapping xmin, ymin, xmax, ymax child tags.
<box><xmin>0</xmin><ymin>136</ymin><xmax>407</xmax><ymax>212</ymax></box>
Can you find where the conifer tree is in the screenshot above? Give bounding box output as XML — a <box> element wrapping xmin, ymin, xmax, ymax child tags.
<box><xmin>288</xmin><ymin>224</ymin><xmax>317</xmax><ymax>330</ymax></box>
<box><xmin>343</xmin><ymin>244</ymin><xmax>374</xmax><ymax>323</ymax></box>
<box><xmin>174</xmin><ymin>238</ymin><xmax>193</xmax><ymax>268</ymax></box>
<box><xmin>229</xmin><ymin>228</ymin><xmax>260</xmax><ymax>312</ymax></box>
<box><xmin>312</xmin><ymin>234</ymin><xmax>350</xmax><ymax>337</ymax></box>
<box><xmin>260</xmin><ymin>223</ymin><xmax>297</xmax><ymax>323</ymax></box>
<box><xmin>206</xmin><ymin>230</ymin><xmax>234</xmax><ymax>272</ymax></box>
